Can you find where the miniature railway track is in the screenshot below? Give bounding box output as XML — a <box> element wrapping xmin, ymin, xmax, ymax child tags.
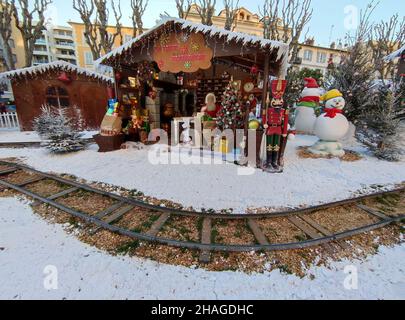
<box><xmin>0</xmin><ymin>160</ymin><xmax>404</xmax><ymax>263</ymax></box>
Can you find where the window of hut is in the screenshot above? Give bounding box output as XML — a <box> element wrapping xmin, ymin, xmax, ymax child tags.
<box><xmin>46</xmin><ymin>86</ymin><xmax>70</xmax><ymax>108</ymax></box>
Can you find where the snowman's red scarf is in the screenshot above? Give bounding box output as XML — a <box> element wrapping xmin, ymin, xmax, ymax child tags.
<box><xmin>299</xmin><ymin>96</ymin><xmax>320</xmax><ymax>103</ymax></box>
<box><xmin>324</xmin><ymin>108</ymin><xmax>343</xmax><ymax>118</ymax></box>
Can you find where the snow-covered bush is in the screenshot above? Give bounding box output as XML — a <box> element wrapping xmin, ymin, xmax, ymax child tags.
<box><xmin>356</xmin><ymin>84</ymin><xmax>402</xmax><ymax>161</ymax></box>
<box><xmin>33</xmin><ymin>105</ymin><xmax>86</xmax><ymax>154</ymax></box>
<box><xmin>33</xmin><ymin>105</ymin><xmax>56</xmax><ymax>138</ymax></box>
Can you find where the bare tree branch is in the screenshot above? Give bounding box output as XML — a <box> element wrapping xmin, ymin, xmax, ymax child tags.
<box><xmin>260</xmin><ymin>0</ymin><xmax>280</xmax><ymax>40</ymax></box>
<box><xmin>73</xmin><ymin>0</ymin><xmax>100</xmax><ymax>60</ymax></box>
<box><xmin>369</xmin><ymin>14</ymin><xmax>405</xmax><ymax>80</ymax></box>
<box><xmin>223</xmin><ymin>0</ymin><xmax>239</xmax><ymax>31</ymax></box>
<box><xmin>260</xmin><ymin>0</ymin><xmax>313</xmax><ymax>64</ymax></box>
<box><xmin>0</xmin><ymin>0</ymin><xmax>16</xmax><ymax>70</ymax></box>
<box><xmin>95</xmin><ymin>0</ymin><xmax>122</xmax><ymax>53</ymax></box>
<box><xmin>130</xmin><ymin>0</ymin><xmax>148</xmax><ymax>37</ymax></box>
<box><xmin>175</xmin><ymin>0</ymin><xmax>192</xmax><ymax>19</ymax></box>
<box><xmin>195</xmin><ymin>0</ymin><xmax>216</xmax><ymax>26</ymax></box>
<box><xmin>12</xmin><ymin>0</ymin><xmax>53</xmax><ymax>67</ymax></box>
<box><xmin>73</xmin><ymin>0</ymin><xmax>122</xmax><ymax>60</ymax></box>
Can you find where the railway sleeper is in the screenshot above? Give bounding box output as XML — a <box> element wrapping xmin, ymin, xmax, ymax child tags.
<box><xmin>287</xmin><ymin>216</ymin><xmax>336</xmax><ymax>254</ymax></box>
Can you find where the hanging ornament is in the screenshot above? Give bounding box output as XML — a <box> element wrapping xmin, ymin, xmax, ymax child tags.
<box><xmin>250</xmin><ymin>64</ymin><xmax>259</xmax><ymax>75</ymax></box>
<box><xmin>58</xmin><ymin>71</ymin><xmax>71</xmax><ymax>84</ymax></box>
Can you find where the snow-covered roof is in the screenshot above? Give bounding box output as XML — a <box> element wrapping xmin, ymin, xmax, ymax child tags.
<box><xmin>0</xmin><ymin>61</ymin><xmax>113</xmax><ymax>84</ymax></box>
<box><xmin>96</xmin><ymin>16</ymin><xmax>289</xmax><ymax>71</ymax></box>
<box><xmin>384</xmin><ymin>44</ymin><xmax>405</xmax><ymax>62</ymax></box>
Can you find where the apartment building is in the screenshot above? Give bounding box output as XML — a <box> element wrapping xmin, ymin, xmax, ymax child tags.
<box><xmin>69</xmin><ymin>22</ymin><xmax>135</xmax><ymax>69</ymax></box>
<box><xmin>32</xmin><ymin>25</ymin><xmax>77</xmax><ymax>66</ymax></box>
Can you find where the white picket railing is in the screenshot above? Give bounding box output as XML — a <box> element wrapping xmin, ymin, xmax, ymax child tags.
<box><xmin>0</xmin><ymin>112</ymin><xmax>20</xmax><ymax>130</ymax></box>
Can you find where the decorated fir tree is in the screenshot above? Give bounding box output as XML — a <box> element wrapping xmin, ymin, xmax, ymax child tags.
<box><xmin>216</xmin><ymin>84</ymin><xmax>245</xmax><ymax>130</ymax></box>
<box><xmin>33</xmin><ymin>105</ymin><xmax>86</xmax><ymax>154</ymax></box>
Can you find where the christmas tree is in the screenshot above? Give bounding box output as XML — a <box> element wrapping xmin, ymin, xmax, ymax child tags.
<box><xmin>216</xmin><ymin>84</ymin><xmax>245</xmax><ymax>130</ymax></box>
<box><xmin>33</xmin><ymin>105</ymin><xmax>86</xmax><ymax>154</ymax></box>
<box><xmin>356</xmin><ymin>81</ymin><xmax>402</xmax><ymax>161</ymax></box>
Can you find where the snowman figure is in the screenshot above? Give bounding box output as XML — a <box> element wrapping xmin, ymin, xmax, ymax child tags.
<box><xmin>294</xmin><ymin>77</ymin><xmax>321</xmax><ymax>134</ymax></box>
<box><xmin>309</xmin><ymin>89</ymin><xmax>349</xmax><ymax>157</ymax></box>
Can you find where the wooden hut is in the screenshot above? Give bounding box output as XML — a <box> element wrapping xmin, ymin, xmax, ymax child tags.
<box><xmin>95</xmin><ymin>17</ymin><xmax>289</xmax><ymax>160</ymax></box>
<box><xmin>96</xmin><ymin>17</ymin><xmax>289</xmax><ymax>127</ymax></box>
<box><xmin>0</xmin><ymin>61</ymin><xmax>113</xmax><ymax>131</ymax></box>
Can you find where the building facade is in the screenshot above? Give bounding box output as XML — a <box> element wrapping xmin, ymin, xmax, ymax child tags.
<box><xmin>186</xmin><ymin>5</ymin><xmax>347</xmax><ymax>75</ymax></box>
<box><xmin>69</xmin><ymin>22</ymin><xmax>135</xmax><ymax>69</ymax></box>
<box><xmin>33</xmin><ymin>25</ymin><xmax>78</xmax><ymax>66</ymax></box>
<box><xmin>297</xmin><ymin>41</ymin><xmax>347</xmax><ymax>75</ymax></box>
<box><xmin>186</xmin><ymin>5</ymin><xmax>266</xmax><ymax>37</ymax></box>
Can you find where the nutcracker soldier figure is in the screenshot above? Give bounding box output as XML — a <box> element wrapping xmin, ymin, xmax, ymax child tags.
<box><xmin>261</xmin><ymin>79</ymin><xmax>289</xmax><ymax>173</ymax></box>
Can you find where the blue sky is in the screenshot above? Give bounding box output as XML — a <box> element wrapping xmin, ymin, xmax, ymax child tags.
<box><xmin>51</xmin><ymin>0</ymin><xmax>404</xmax><ymax>46</ymax></box>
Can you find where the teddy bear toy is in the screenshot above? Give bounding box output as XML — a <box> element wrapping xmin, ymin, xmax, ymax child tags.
<box><xmin>309</xmin><ymin>89</ymin><xmax>349</xmax><ymax>157</ymax></box>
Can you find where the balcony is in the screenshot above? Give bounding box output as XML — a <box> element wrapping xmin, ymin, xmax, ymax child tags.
<box><xmin>33</xmin><ymin>50</ymin><xmax>49</xmax><ymax>56</ymax></box>
<box><xmin>56</xmin><ymin>53</ymin><xmax>77</xmax><ymax>60</ymax></box>
<box><xmin>58</xmin><ymin>58</ymin><xmax>77</xmax><ymax>65</ymax></box>
<box><xmin>55</xmin><ymin>43</ymin><xmax>75</xmax><ymax>50</ymax></box>
<box><xmin>33</xmin><ymin>59</ymin><xmax>49</xmax><ymax>65</ymax></box>
<box><xmin>53</xmin><ymin>33</ymin><xmax>74</xmax><ymax>41</ymax></box>
<box><xmin>35</xmin><ymin>39</ymin><xmax>47</xmax><ymax>45</ymax></box>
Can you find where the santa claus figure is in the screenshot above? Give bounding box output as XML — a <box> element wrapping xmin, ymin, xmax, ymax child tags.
<box><xmin>294</xmin><ymin>77</ymin><xmax>321</xmax><ymax>134</ymax></box>
<box><xmin>201</xmin><ymin>93</ymin><xmax>221</xmax><ymax>118</ymax></box>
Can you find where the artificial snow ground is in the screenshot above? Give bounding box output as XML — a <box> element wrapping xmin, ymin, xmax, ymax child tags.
<box><xmin>0</xmin><ymin>134</ymin><xmax>404</xmax><ymax>212</ymax></box>
<box><xmin>0</xmin><ymin>131</ymin><xmax>97</xmax><ymax>144</ymax></box>
<box><xmin>0</xmin><ymin>197</ymin><xmax>404</xmax><ymax>300</ymax></box>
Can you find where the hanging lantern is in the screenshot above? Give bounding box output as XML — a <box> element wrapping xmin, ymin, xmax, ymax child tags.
<box><xmin>58</xmin><ymin>71</ymin><xmax>71</xmax><ymax>84</ymax></box>
<box><xmin>250</xmin><ymin>64</ymin><xmax>259</xmax><ymax>75</ymax></box>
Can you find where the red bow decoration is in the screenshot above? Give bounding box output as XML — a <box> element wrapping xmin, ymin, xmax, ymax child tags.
<box><xmin>324</xmin><ymin>108</ymin><xmax>343</xmax><ymax>118</ymax></box>
<box><xmin>58</xmin><ymin>71</ymin><xmax>71</xmax><ymax>84</ymax></box>
<box><xmin>250</xmin><ymin>64</ymin><xmax>259</xmax><ymax>75</ymax></box>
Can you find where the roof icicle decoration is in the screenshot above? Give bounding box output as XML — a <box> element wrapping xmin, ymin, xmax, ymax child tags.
<box><xmin>0</xmin><ymin>60</ymin><xmax>113</xmax><ymax>84</ymax></box>
<box><xmin>96</xmin><ymin>16</ymin><xmax>290</xmax><ymax>74</ymax></box>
